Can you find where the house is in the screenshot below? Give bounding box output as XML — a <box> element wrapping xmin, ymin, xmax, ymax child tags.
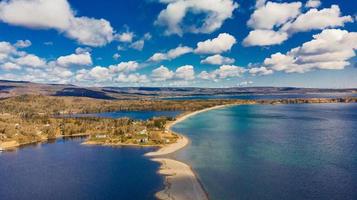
<box><xmin>95</xmin><ymin>135</ymin><xmax>107</xmax><ymax>139</ymax></box>
<box><xmin>139</xmin><ymin>129</ymin><xmax>148</xmax><ymax>135</ymax></box>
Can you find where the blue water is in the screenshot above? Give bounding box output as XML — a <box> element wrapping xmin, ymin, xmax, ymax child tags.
<box><xmin>163</xmin><ymin>93</ymin><xmax>357</xmax><ymax>100</ymax></box>
<box><xmin>69</xmin><ymin>110</ymin><xmax>182</xmax><ymax>120</ymax></box>
<box><xmin>0</xmin><ymin>138</ymin><xmax>163</xmax><ymax>200</ymax></box>
<box><xmin>172</xmin><ymin>103</ymin><xmax>357</xmax><ymax>200</ymax></box>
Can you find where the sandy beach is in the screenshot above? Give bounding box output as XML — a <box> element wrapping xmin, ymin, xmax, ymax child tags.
<box><xmin>147</xmin><ymin>104</ymin><xmax>239</xmax><ymax>200</ymax></box>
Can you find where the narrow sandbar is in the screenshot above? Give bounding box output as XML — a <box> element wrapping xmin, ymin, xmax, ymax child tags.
<box><xmin>147</xmin><ymin>104</ymin><xmax>238</xmax><ymax>200</ymax></box>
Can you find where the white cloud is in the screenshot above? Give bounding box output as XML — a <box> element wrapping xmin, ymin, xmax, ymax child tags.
<box><xmin>109</xmin><ymin>61</ymin><xmax>139</xmax><ymax>74</ymax></box>
<box><xmin>0</xmin><ymin>0</ymin><xmax>73</xmax><ymax>29</ymax></box>
<box><xmin>88</xmin><ymin>66</ymin><xmax>111</xmax><ymax>81</ymax></box>
<box><xmin>194</xmin><ymin>33</ymin><xmax>236</xmax><ymax>54</ymax></box>
<box><xmin>0</xmin><ymin>40</ymin><xmax>47</xmax><ymax>70</ymax></box>
<box><xmin>199</xmin><ymin>65</ymin><xmax>246</xmax><ymax>80</ymax></box>
<box><xmin>244</xmin><ymin>2</ymin><xmax>353</xmax><ymax>46</ymax></box>
<box><xmin>14</xmin><ymin>40</ymin><xmax>31</xmax><ymax>48</ymax></box>
<box><xmin>238</xmin><ymin>81</ymin><xmax>253</xmax><ymax>87</ymax></box>
<box><xmin>155</xmin><ymin>0</ymin><xmax>238</xmax><ymax>35</ymax></box>
<box><xmin>263</xmin><ymin>29</ymin><xmax>357</xmax><ymax>73</ymax></box>
<box><xmin>247</xmin><ymin>1</ymin><xmax>302</xmax><ymax>29</ymax></box>
<box><xmin>65</xmin><ymin>17</ymin><xmax>114</xmax><ymax>47</ymax></box>
<box><xmin>115</xmin><ymin>31</ymin><xmax>134</xmax><ymax>43</ymax></box>
<box><xmin>0</xmin><ymin>41</ymin><xmax>16</xmax><ymax>55</ymax></box>
<box><xmin>255</xmin><ymin>0</ymin><xmax>266</xmax><ymax>8</ymax></box>
<box><xmin>113</xmin><ymin>53</ymin><xmax>121</xmax><ymax>60</ymax></box>
<box><xmin>1</xmin><ymin>62</ymin><xmax>21</xmax><ymax>70</ymax></box>
<box><xmin>243</xmin><ymin>30</ymin><xmax>288</xmax><ymax>46</ymax></box>
<box><xmin>151</xmin><ymin>65</ymin><xmax>196</xmax><ymax>82</ymax></box>
<box><xmin>75</xmin><ymin>47</ymin><xmax>91</xmax><ymax>54</ymax></box>
<box><xmin>144</xmin><ymin>33</ymin><xmax>152</xmax><ymax>40</ymax></box>
<box><xmin>174</xmin><ymin>65</ymin><xmax>195</xmax><ymax>80</ymax></box>
<box><xmin>116</xmin><ymin>73</ymin><xmax>148</xmax><ymax>83</ymax></box>
<box><xmin>16</xmin><ymin>54</ymin><xmax>46</xmax><ymax>67</ymax></box>
<box><xmin>281</xmin><ymin>5</ymin><xmax>353</xmax><ymax>33</ymax></box>
<box><xmin>0</xmin><ymin>0</ymin><xmax>115</xmax><ymax>47</ymax></box>
<box><xmin>149</xmin><ymin>45</ymin><xmax>193</xmax><ymax>62</ymax></box>
<box><xmin>130</xmin><ymin>40</ymin><xmax>145</xmax><ymax>51</ymax></box>
<box><xmin>151</xmin><ymin>65</ymin><xmax>174</xmax><ymax>81</ymax></box>
<box><xmin>56</xmin><ymin>52</ymin><xmax>92</xmax><ymax>67</ymax></box>
<box><xmin>305</xmin><ymin>0</ymin><xmax>321</xmax><ymax>8</ymax></box>
<box><xmin>249</xmin><ymin>66</ymin><xmax>273</xmax><ymax>76</ymax></box>
<box><xmin>201</xmin><ymin>54</ymin><xmax>235</xmax><ymax>65</ymax></box>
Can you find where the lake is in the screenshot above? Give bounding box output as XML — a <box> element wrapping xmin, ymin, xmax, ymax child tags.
<box><xmin>0</xmin><ymin>138</ymin><xmax>163</xmax><ymax>200</ymax></box>
<box><xmin>162</xmin><ymin>93</ymin><xmax>357</xmax><ymax>100</ymax></box>
<box><xmin>172</xmin><ymin>103</ymin><xmax>357</xmax><ymax>200</ymax></box>
<box><xmin>67</xmin><ymin>110</ymin><xmax>182</xmax><ymax>120</ymax></box>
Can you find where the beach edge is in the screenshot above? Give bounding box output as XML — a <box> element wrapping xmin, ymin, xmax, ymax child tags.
<box><xmin>146</xmin><ymin>104</ymin><xmax>238</xmax><ymax>200</ymax></box>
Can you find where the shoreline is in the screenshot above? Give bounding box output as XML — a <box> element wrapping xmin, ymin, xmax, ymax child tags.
<box><xmin>0</xmin><ymin>133</ymin><xmax>89</xmax><ymax>151</ymax></box>
<box><xmin>146</xmin><ymin>103</ymin><xmax>239</xmax><ymax>200</ymax></box>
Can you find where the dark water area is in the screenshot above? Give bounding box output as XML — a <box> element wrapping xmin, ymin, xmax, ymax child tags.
<box><xmin>172</xmin><ymin>103</ymin><xmax>357</xmax><ymax>200</ymax></box>
<box><xmin>68</xmin><ymin>110</ymin><xmax>182</xmax><ymax>120</ymax></box>
<box><xmin>0</xmin><ymin>138</ymin><xmax>163</xmax><ymax>200</ymax></box>
<box><xmin>162</xmin><ymin>93</ymin><xmax>357</xmax><ymax>100</ymax></box>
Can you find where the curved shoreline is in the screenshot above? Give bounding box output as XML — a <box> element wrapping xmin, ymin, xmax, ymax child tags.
<box><xmin>146</xmin><ymin>104</ymin><xmax>239</xmax><ymax>200</ymax></box>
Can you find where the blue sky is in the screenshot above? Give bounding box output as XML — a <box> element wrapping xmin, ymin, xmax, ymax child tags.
<box><xmin>0</xmin><ymin>0</ymin><xmax>356</xmax><ymax>88</ymax></box>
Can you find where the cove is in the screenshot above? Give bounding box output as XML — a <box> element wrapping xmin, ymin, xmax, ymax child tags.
<box><xmin>0</xmin><ymin>138</ymin><xmax>163</xmax><ymax>200</ymax></box>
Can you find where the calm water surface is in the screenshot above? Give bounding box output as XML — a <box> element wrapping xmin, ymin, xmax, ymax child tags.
<box><xmin>163</xmin><ymin>93</ymin><xmax>357</xmax><ymax>100</ymax></box>
<box><xmin>69</xmin><ymin>110</ymin><xmax>181</xmax><ymax>120</ymax></box>
<box><xmin>0</xmin><ymin>138</ymin><xmax>163</xmax><ymax>200</ymax></box>
<box><xmin>172</xmin><ymin>103</ymin><xmax>357</xmax><ymax>200</ymax></box>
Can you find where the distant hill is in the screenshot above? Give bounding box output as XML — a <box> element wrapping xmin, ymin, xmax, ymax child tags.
<box><xmin>0</xmin><ymin>80</ymin><xmax>356</xmax><ymax>100</ymax></box>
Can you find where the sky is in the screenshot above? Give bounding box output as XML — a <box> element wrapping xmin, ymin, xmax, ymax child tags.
<box><xmin>0</xmin><ymin>0</ymin><xmax>356</xmax><ymax>88</ymax></box>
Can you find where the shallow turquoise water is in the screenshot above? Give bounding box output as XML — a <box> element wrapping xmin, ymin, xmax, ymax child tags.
<box><xmin>172</xmin><ymin>103</ymin><xmax>357</xmax><ymax>200</ymax></box>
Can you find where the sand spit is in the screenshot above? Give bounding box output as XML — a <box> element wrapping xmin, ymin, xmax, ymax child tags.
<box><xmin>147</xmin><ymin>104</ymin><xmax>238</xmax><ymax>200</ymax></box>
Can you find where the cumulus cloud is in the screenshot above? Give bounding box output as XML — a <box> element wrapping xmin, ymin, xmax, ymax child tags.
<box><xmin>56</xmin><ymin>52</ymin><xmax>92</xmax><ymax>67</ymax></box>
<box><xmin>116</xmin><ymin>73</ymin><xmax>148</xmax><ymax>83</ymax></box>
<box><xmin>199</xmin><ymin>65</ymin><xmax>246</xmax><ymax>80</ymax></box>
<box><xmin>194</xmin><ymin>33</ymin><xmax>236</xmax><ymax>54</ymax></box>
<box><xmin>149</xmin><ymin>45</ymin><xmax>193</xmax><ymax>62</ymax></box>
<box><xmin>243</xmin><ymin>30</ymin><xmax>288</xmax><ymax>46</ymax></box>
<box><xmin>16</xmin><ymin>54</ymin><xmax>46</xmax><ymax>67</ymax></box>
<box><xmin>247</xmin><ymin>1</ymin><xmax>302</xmax><ymax>30</ymax></box>
<box><xmin>155</xmin><ymin>0</ymin><xmax>238</xmax><ymax>35</ymax></box>
<box><xmin>281</xmin><ymin>5</ymin><xmax>353</xmax><ymax>33</ymax></box>
<box><xmin>88</xmin><ymin>66</ymin><xmax>111</xmax><ymax>81</ymax></box>
<box><xmin>0</xmin><ymin>0</ymin><xmax>115</xmax><ymax>46</ymax></box>
<box><xmin>109</xmin><ymin>61</ymin><xmax>139</xmax><ymax>74</ymax></box>
<box><xmin>238</xmin><ymin>81</ymin><xmax>253</xmax><ymax>87</ymax></box>
<box><xmin>65</xmin><ymin>17</ymin><xmax>114</xmax><ymax>46</ymax></box>
<box><xmin>248</xmin><ymin>66</ymin><xmax>273</xmax><ymax>76</ymax></box>
<box><xmin>151</xmin><ymin>65</ymin><xmax>174</xmax><ymax>81</ymax></box>
<box><xmin>14</xmin><ymin>40</ymin><xmax>31</xmax><ymax>48</ymax></box>
<box><xmin>174</xmin><ymin>65</ymin><xmax>195</xmax><ymax>80</ymax></box>
<box><xmin>244</xmin><ymin>2</ymin><xmax>352</xmax><ymax>46</ymax></box>
<box><xmin>151</xmin><ymin>65</ymin><xmax>196</xmax><ymax>82</ymax></box>
<box><xmin>130</xmin><ymin>40</ymin><xmax>145</xmax><ymax>51</ymax></box>
<box><xmin>1</xmin><ymin>62</ymin><xmax>21</xmax><ymax>70</ymax></box>
<box><xmin>201</xmin><ymin>54</ymin><xmax>235</xmax><ymax>65</ymax></box>
<box><xmin>113</xmin><ymin>53</ymin><xmax>121</xmax><ymax>60</ymax></box>
<box><xmin>263</xmin><ymin>29</ymin><xmax>357</xmax><ymax>73</ymax></box>
<box><xmin>115</xmin><ymin>31</ymin><xmax>134</xmax><ymax>43</ymax></box>
<box><xmin>305</xmin><ymin>0</ymin><xmax>321</xmax><ymax>8</ymax></box>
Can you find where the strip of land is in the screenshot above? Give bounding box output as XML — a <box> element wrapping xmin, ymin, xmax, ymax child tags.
<box><xmin>146</xmin><ymin>105</ymin><xmax>239</xmax><ymax>200</ymax></box>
